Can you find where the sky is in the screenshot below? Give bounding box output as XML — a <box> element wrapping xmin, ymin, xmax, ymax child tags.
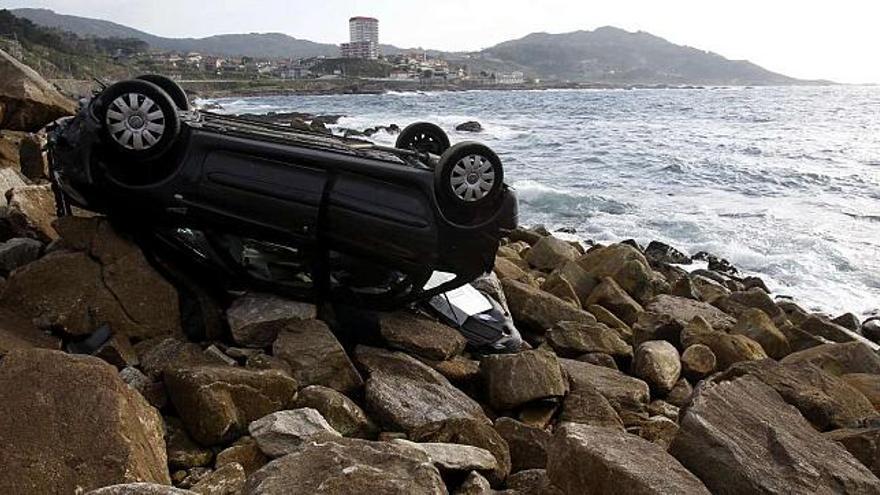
<box><xmin>2</xmin><ymin>0</ymin><xmax>879</xmax><ymax>83</ymax></box>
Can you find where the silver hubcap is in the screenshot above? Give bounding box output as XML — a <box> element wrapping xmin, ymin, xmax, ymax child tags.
<box><xmin>450</xmin><ymin>154</ymin><xmax>495</xmax><ymax>202</ymax></box>
<box><xmin>105</xmin><ymin>93</ymin><xmax>165</xmax><ymax>151</ymax></box>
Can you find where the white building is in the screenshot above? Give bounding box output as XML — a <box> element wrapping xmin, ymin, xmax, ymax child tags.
<box><xmin>341</xmin><ymin>16</ymin><xmax>379</xmax><ymax>59</ymax></box>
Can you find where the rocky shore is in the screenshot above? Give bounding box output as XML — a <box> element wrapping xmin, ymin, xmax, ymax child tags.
<box><xmin>3</xmin><ymin>52</ymin><xmax>880</xmax><ymax>494</ymax></box>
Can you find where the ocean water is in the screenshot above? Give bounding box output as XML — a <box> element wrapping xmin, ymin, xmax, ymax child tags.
<box><xmin>203</xmin><ymin>86</ymin><xmax>880</xmax><ymax>316</ymax></box>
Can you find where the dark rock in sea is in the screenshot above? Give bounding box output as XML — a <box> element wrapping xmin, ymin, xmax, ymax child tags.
<box><xmin>456</xmin><ymin>121</ymin><xmax>483</xmax><ymax>132</ymax></box>
<box><xmin>645</xmin><ymin>241</ymin><xmax>691</xmax><ymax>265</ymax></box>
<box><xmin>692</xmin><ymin>251</ymin><xmax>738</xmax><ymax>275</ymax></box>
<box><xmin>864</xmin><ymin>317</ymin><xmax>880</xmax><ymax>344</ymax></box>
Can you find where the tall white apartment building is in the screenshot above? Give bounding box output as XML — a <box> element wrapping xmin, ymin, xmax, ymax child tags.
<box><xmin>341</xmin><ymin>16</ymin><xmax>379</xmax><ymax>59</ymax></box>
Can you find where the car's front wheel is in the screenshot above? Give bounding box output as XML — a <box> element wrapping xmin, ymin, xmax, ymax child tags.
<box><xmin>396</xmin><ymin>122</ymin><xmax>450</xmax><ymax>157</ymax></box>
<box><xmin>435</xmin><ymin>142</ymin><xmax>504</xmax><ymax>213</ymax></box>
<box><xmin>94</xmin><ymin>79</ymin><xmax>181</xmax><ymax>162</ymax></box>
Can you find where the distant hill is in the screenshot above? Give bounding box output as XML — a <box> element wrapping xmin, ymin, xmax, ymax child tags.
<box><xmin>13</xmin><ymin>8</ymin><xmax>807</xmax><ymax>85</ymax></box>
<box><xmin>481</xmin><ymin>27</ymin><xmax>799</xmax><ymax>85</ymax></box>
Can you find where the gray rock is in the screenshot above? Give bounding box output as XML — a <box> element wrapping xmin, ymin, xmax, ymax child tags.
<box><xmin>456</xmin><ymin>121</ymin><xmax>483</xmax><ymax>132</ymax></box>
<box><xmin>454</xmin><ymin>471</ymin><xmax>494</xmax><ymax>495</ymax></box>
<box><xmin>227</xmin><ymin>293</ymin><xmax>316</xmax><ymax>348</ymax></box>
<box><xmin>506</xmin><ymin>469</ymin><xmax>558</xmax><ymax>494</ymax></box>
<box><xmin>833</xmin><ymin>313</ymin><xmax>863</xmax><ymax>332</ymax></box>
<box><xmin>395</xmin><ymin>440</ymin><xmax>498</xmax><ymax>472</ymax></box>
<box><xmin>410</xmin><ymin>417</ymin><xmax>511</xmax><ymax>485</ymax></box>
<box><xmin>800</xmin><ymin>315</ymin><xmax>880</xmax><ymax>351</ymax></box>
<box><xmin>273</xmin><ymin>319</ymin><xmax>363</xmax><ymax>394</ymax></box>
<box><xmin>0</xmin><ymin>48</ymin><xmax>77</xmax><ymax>131</ymax></box>
<box><xmin>646</xmin><ymin>294</ymin><xmax>736</xmax><ymax>331</ymax></box>
<box><xmin>481</xmin><ymin>348</ymin><xmax>567</xmax><ymax>410</ymax></box>
<box><xmin>671</xmin><ymin>374</ymin><xmax>880</xmax><ymax>493</ymax></box>
<box><xmin>633</xmin><ymin>340</ymin><xmax>681</xmax><ymax>394</ymax></box>
<box><xmin>293</xmin><ymin>385</ymin><xmax>377</xmax><ymax>438</ymax></box>
<box><xmin>243</xmin><ymin>438</ymin><xmax>446</xmax><ymax>494</ymax></box>
<box><xmin>548</xmin><ymin>423</ymin><xmax>710</xmax><ymax>494</ymax></box>
<box><xmin>526</xmin><ymin>235</ymin><xmax>580</xmax><ymax>271</ymax></box>
<box><xmin>379</xmin><ymin>311</ymin><xmax>466</xmax><ymax>361</ymax></box>
<box><xmin>87</xmin><ymin>484</ymin><xmax>196</xmax><ymax>495</ymax></box>
<box><xmin>0</xmin><ymin>237</ymin><xmax>41</xmax><ymax>273</ymax></box>
<box><xmin>495</xmin><ymin>417</ymin><xmax>552</xmax><ymax>472</ymax></box>
<box><xmin>190</xmin><ymin>462</ymin><xmax>245</xmax><ymax>495</ymax></box>
<box><xmin>645</xmin><ymin>241</ymin><xmax>691</xmax><ymax>265</ymax></box>
<box><xmin>249</xmin><ymin>408</ymin><xmax>342</xmax><ymax>458</ymax></box>
<box><xmin>825</xmin><ymin>428</ymin><xmax>880</xmax><ymax>478</ymax></box>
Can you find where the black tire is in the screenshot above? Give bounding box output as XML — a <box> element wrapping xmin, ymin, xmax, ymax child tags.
<box><xmin>136</xmin><ymin>74</ymin><xmax>190</xmax><ymax>110</ymax></box>
<box><xmin>396</xmin><ymin>122</ymin><xmax>450</xmax><ymax>156</ymax></box>
<box><xmin>435</xmin><ymin>142</ymin><xmax>504</xmax><ymax>209</ymax></box>
<box><xmin>94</xmin><ymin>79</ymin><xmax>181</xmax><ymax>162</ymax></box>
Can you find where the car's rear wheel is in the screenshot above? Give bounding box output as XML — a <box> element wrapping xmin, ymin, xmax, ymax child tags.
<box><xmin>135</xmin><ymin>74</ymin><xmax>190</xmax><ymax>110</ymax></box>
<box><xmin>396</xmin><ymin>122</ymin><xmax>450</xmax><ymax>156</ymax></box>
<box><xmin>94</xmin><ymin>79</ymin><xmax>180</xmax><ymax>162</ymax></box>
<box><xmin>435</xmin><ymin>142</ymin><xmax>504</xmax><ymax>211</ymax></box>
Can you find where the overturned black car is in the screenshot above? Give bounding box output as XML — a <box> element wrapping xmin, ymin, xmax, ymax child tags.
<box><xmin>48</xmin><ymin>75</ymin><xmax>518</xmax><ymax>311</ymax></box>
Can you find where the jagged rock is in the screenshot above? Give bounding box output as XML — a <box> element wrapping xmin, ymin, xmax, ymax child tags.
<box><xmin>4</xmin><ymin>184</ymin><xmax>57</xmax><ymax>241</ymax></box>
<box><xmin>548</xmin><ymin>423</ymin><xmax>710</xmax><ymax>495</ymax></box>
<box><xmin>833</xmin><ymin>313</ymin><xmax>863</xmax><ymax>332</ymax></box>
<box><xmin>355</xmin><ymin>346</ymin><xmax>489</xmax><ymax>434</ymax></box>
<box><xmin>543</xmin><ymin>260</ymin><xmax>598</xmax><ymax>305</ymax></box>
<box><xmin>379</xmin><ymin>311</ymin><xmax>466</xmax><ymax>361</ymax></box>
<box><xmin>843</xmin><ymin>373</ymin><xmax>880</xmax><ymax>412</ymax></box>
<box><xmin>671</xmin><ymin>276</ymin><xmax>700</xmax><ymax>300</ymax></box>
<box><xmin>560</xmin><ymin>358</ymin><xmax>649</xmax><ymax>418</ymax></box>
<box><xmin>825</xmin><ymin>428</ymin><xmax>880</xmax><ymax>477</ymax></box>
<box><xmin>273</xmin><ymin>319</ymin><xmax>363</xmax><ymax>394</ymax></box>
<box><xmin>509</xmin><ymin>226</ymin><xmax>544</xmax><ymax>245</ymax></box>
<box><xmin>546</xmin><ymin>320</ymin><xmax>631</xmax><ymax>358</ymax></box>
<box><xmin>249</xmin><ymin>408</ymin><xmax>341</xmax><ymax>458</ymax></box>
<box><xmin>779</xmin><ymin>319</ymin><xmax>829</xmax><ymax>353</ymax></box>
<box><xmin>526</xmin><ymin>235</ymin><xmax>580</xmax><ymax>271</ymax></box>
<box><xmin>242</xmin><ymin>438</ymin><xmax>445</xmax><ymax>494</ymax></box>
<box><xmin>494</xmin><ymin>256</ymin><xmax>528</xmax><ymax>281</ymax></box>
<box><xmin>586</xmin><ymin>303</ymin><xmax>632</xmax><ymax>339</ymax></box>
<box><xmin>396</xmin><ymin>440</ymin><xmax>498</xmax><ymax>473</ymax></box>
<box><xmin>681</xmin><ymin>316</ymin><xmax>768</xmax><ymax>370</ymax></box>
<box><xmin>190</xmin><ymin>462</ymin><xmax>245</xmax><ymax>495</ymax></box>
<box><xmin>164</xmin><ymin>365</ymin><xmax>298</xmax><ymax>446</ymax></box>
<box><xmin>665</xmin><ymin>377</ymin><xmax>693</xmax><ymax>407</ymax></box>
<box><xmin>731</xmin><ymin>307</ymin><xmax>790</xmax><ymax>359</ymax></box>
<box><xmin>481</xmin><ymin>348</ymin><xmax>567</xmax><ymax>410</ymax></box>
<box><xmin>585</xmin><ymin>277</ymin><xmax>644</xmax><ymax>325</ymax></box>
<box><xmin>455</xmin><ymin>121</ymin><xmax>483</xmax><ymax>132</ymax></box>
<box><xmin>227</xmin><ymin>293</ymin><xmax>316</xmax><ymax>348</ymax></box>
<box><xmin>719</xmin><ymin>359</ymin><xmax>876</xmax><ymax>430</ymax></box>
<box><xmin>714</xmin><ymin>288</ymin><xmax>784</xmax><ymax>320</ymax></box>
<box><xmin>575</xmin><ymin>352</ymin><xmax>619</xmax><ymax>369</ymax></box>
<box><xmin>645</xmin><ymin>241</ymin><xmax>691</xmax><ymax>265</ymax></box>
<box><xmin>671</xmin><ymin>375</ymin><xmax>880</xmax><ymax>493</ymax></box>
<box><xmin>0</xmin><ymin>48</ymin><xmax>77</xmax><ymax>131</ymax></box>
<box><xmin>781</xmin><ymin>341</ymin><xmax>880</xmax><ymax>376</ymax></box>
<box><xmin>0</xmin><ymin>237</ymin><xmax>41</xmax><ymax>273</ymax></box>
<box><xmin>0</xmin><ymin>306</ymin><xmax>60</xmax><ymax>356</ymax></box>
<box><xmin>215</xmin><ymin>436</ymin><xmax>268</xmax><ymax>476</ymax></box>
<box><xmin>293</xmin><ymin>385</ymin><xmax>377</xmax><ymax>438</ymax></box>
<box><xmin>633</xmin><ymin>340</ymin><xmax>681</xmax><ymax>394</ymax></box>
<box><xmin>495</xmin><ymin>417</ymin><xmax>552</xmax><ymax>472</ymax></box>
<box><xmin>680</xmin><ymin>343</ymin><xmax>716</xmax><ymax>379</ymax></box>
<box><xmin>690</xmin><ymin>275</ymin><xmax>730</xmax><ymax>303</ymax></box>
<box><xmin>576</xmin><ymin>243</ymin><xmax>664</xmax><ymax>303</ymax></box>
<box><xmin>501</xmin><ymin>278</ymin><xmax>597</xmax><ymax>333</ymax></box>
<box><xmin>800</xmin><ymin>315</ymin><xmax>878</xmax><ymax>349</ymax></box>
<box><xmin>410</xmin><ymin>417</ymin><xmax>511</xmax><ymax>485</ymax></box>
<box><xmin>166</xmin><ymin>417</ymin><xmax>213</xmax><ymax>470</ymax></box>
<box><xmin>632</xmin><ymin>415</ymin><xmax>680</xmax><ymax>449</ymax></box>
<box><xmin>454</xmin><ymin>471</ymin><xmax>494</xmax><ymax>495</ymax></box>
<box><xmin>541</xmin><ymin>274</ymin><xmax>579</xmax><ymax>303</ymax></box>
<box><xmin>559</xmin><ymin>379</ymin><xmax>624</xmax><ymax>429</ymax></box>
<box><xmin>646</xmin><ymin>294</ymin><xmax>736</xmax><ymax>331</ymax></box>
<box><xmin>203</xmin><ymin>344</ymin><xmax>235</xmax><ymax>366</ymax></box>
<box><xmin>0</xmin><ymin>349</ymin><xmax>170</xmax><ymax>493</ymax></box>
<box><xmin>87</xmin><ymin>485</ymin><xmax>195</xmax><ymax>495</ymax></box>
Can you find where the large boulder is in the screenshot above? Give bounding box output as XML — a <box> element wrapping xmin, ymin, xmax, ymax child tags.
<box><xmin>395</xmin><ymin>440</ymin><xmax>498</xmax><ymax>474</ymax></box>
<box><xmin>560</xmin><ymin>358</ymin><xmax>649</xmax><ymax>419</ymax></box>
<box><xmin>0</xmin><ymin>217</ymin><xmax>181</xmax><ymax>338</ymax></box>
<box><xmin>379</xmin><ymin>311</ymin><xmax>466</xmax><ymax>361</ymax></box>
<box><xmin>576</xmin><ymin>243</ymin><xmax>664</xmax><ymax>303</ymax></box>
<box><xmin>272</xmin><ymin>319</ymin><xmax>363</xmax><ymax>394</ymax></box>
<box><xmin>731</xmin><ymin>308</ymin><xmax>790</xmax><ymax>359</ymax></box>
<box><xmin>0</xmin><ymin>306</ymin><xmax>60</xmax><ymax>356</ymax></box>
<box><xmin>843</xmin><ymin>373</ymin><xmax>880</xmax><ymax>412</ymax></box>
<box><xmin>248</xmin><ymin>408</ymin><xmax>341</xmax><ymax>458</ymax></box>
<box><xmin>164</xmin><ymin>365</ymin><xmax>298</xmax><ymax>446</ymax></box>
<box><xmin>681</xmin><ymin>316</ymin><xmax>768</xmax><ymax>370</ymax></box>
<box><xmin>781</xmin><ymin>342</ymin><xmax>880</xmax><ymax>376</ymax></box>
<box><xmin>801</xmin><ymin>315</ymin><xmax>880</xmax><ymax>350</ymax></box>
<box><xmin>680</xmin><ymin>343</ymin><xmax>716</xmax><ymax>379</ymax></box>
<box><xmin>0</xmin><ymin>48</ymin><xmax>77</xmax><ymax>131</ymax></box>
<box><xmin>542</xmin><ymin>260</ymin><xmax>598</xmax><ymax>305</ymax></box>
<box><xmin>481</xmin><ymin>348</ymin><xmax>567</xmax><ymax>410</ymax></box>
<box><xmin>584</xmin><ymin>277</ymin><xmax>644</xmax><ymax>325</ymax></box>
<box><xmin>292</xmin><ymin>385</ymin><xmax>377</xmax><ymax>438</ymax></box>
<box><xmin>410</xmin><ymin>417</ymin><xmax>511</xmax><ymax>485</ymax></box>
<box><xmin>671</xmin><ymin>374</ymin><xmax>880</xmax><ymax>493</ymax></box>
<box><xmin>243</xmin><ymin>438</ymin><xmax>446</xmax><ymax>494</ymax></box>
<box><xmin>546</xmin><ymin>320</ymin><xmax>632</xmax><ymax>359</ymax></box>
<box><xmin>646</xmin><ymin>294</ymin><xmax>736</xmax><ymax>331</ymax></box>
<box><xmin>547</xmin><ymin>423</ymin><xmax>710</xmax><ymax>494</ymax></box>
<box><xmin>714</xmin><ymin>287</ymin><xmax>784</xmax><ymax>320</ymax></box>
<box><xmin>355</xmin><ymin>346</ymin><xmax>489</xmax><ymax>434</ymax></box>
<box><xmin>718</xmin><ymin>359</ymin><xmax>877</xmax><ymax>431</ymax></box>
<box><xmin>4</xmin><ymin>184</ymin><xmax>58</xmax><ymax>241</ymax></box>
<box><xmin>227</xmin><ymin>293</ymin><xmax>316</xmax><ymax>348</ymax></box>
<box><xmin>632</xmin><ymin>340</ymin><xmax>681</xmax><ymax>394</ymax></box>
<box><xmin>0</xmin><ymin>349</ymin><xmax>170</xmax><ymax>493</ymax></box>
<box><xmin>501</xmin><ymin>278</ymin><xmax>597</xmax><ymax>333</ymax></box>
<box><xmin>526</xmin><ymin>235</ymin><xmax>580</xmax><ymax>271</ymax></box>
<box><xmin>825</xmin><ymin>428</ymin><xmax>880</xmax><ymax>478</ymax></box>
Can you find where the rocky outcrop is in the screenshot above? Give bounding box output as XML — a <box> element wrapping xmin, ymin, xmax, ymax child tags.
<box><xmin>0</xmin><ymin>349</ymin><xmax>170</xmax><ymax>493</ymax></box>
<box><xmin>243</xmin><ymin>438</ymin><xmax>446</xmax><ymax>494</ymax></box>
<box><xmin>0</xmin><ymin>48</ymin><xmax>76</xmax><ymax>131</ymax></box>
<box><xmin>547</xmin><ymin>423</ymin><xmax>710</xmax><ymax>494</ymax></box>
<box><xmin>825</xmin><ymin>428</ymin><xmax>880</xmax><ymax>478</ymax></box>
<box><xmin>671</xmin><ymin>375</ymin><xmax>880</xmax><ymax>493</ymax></box>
